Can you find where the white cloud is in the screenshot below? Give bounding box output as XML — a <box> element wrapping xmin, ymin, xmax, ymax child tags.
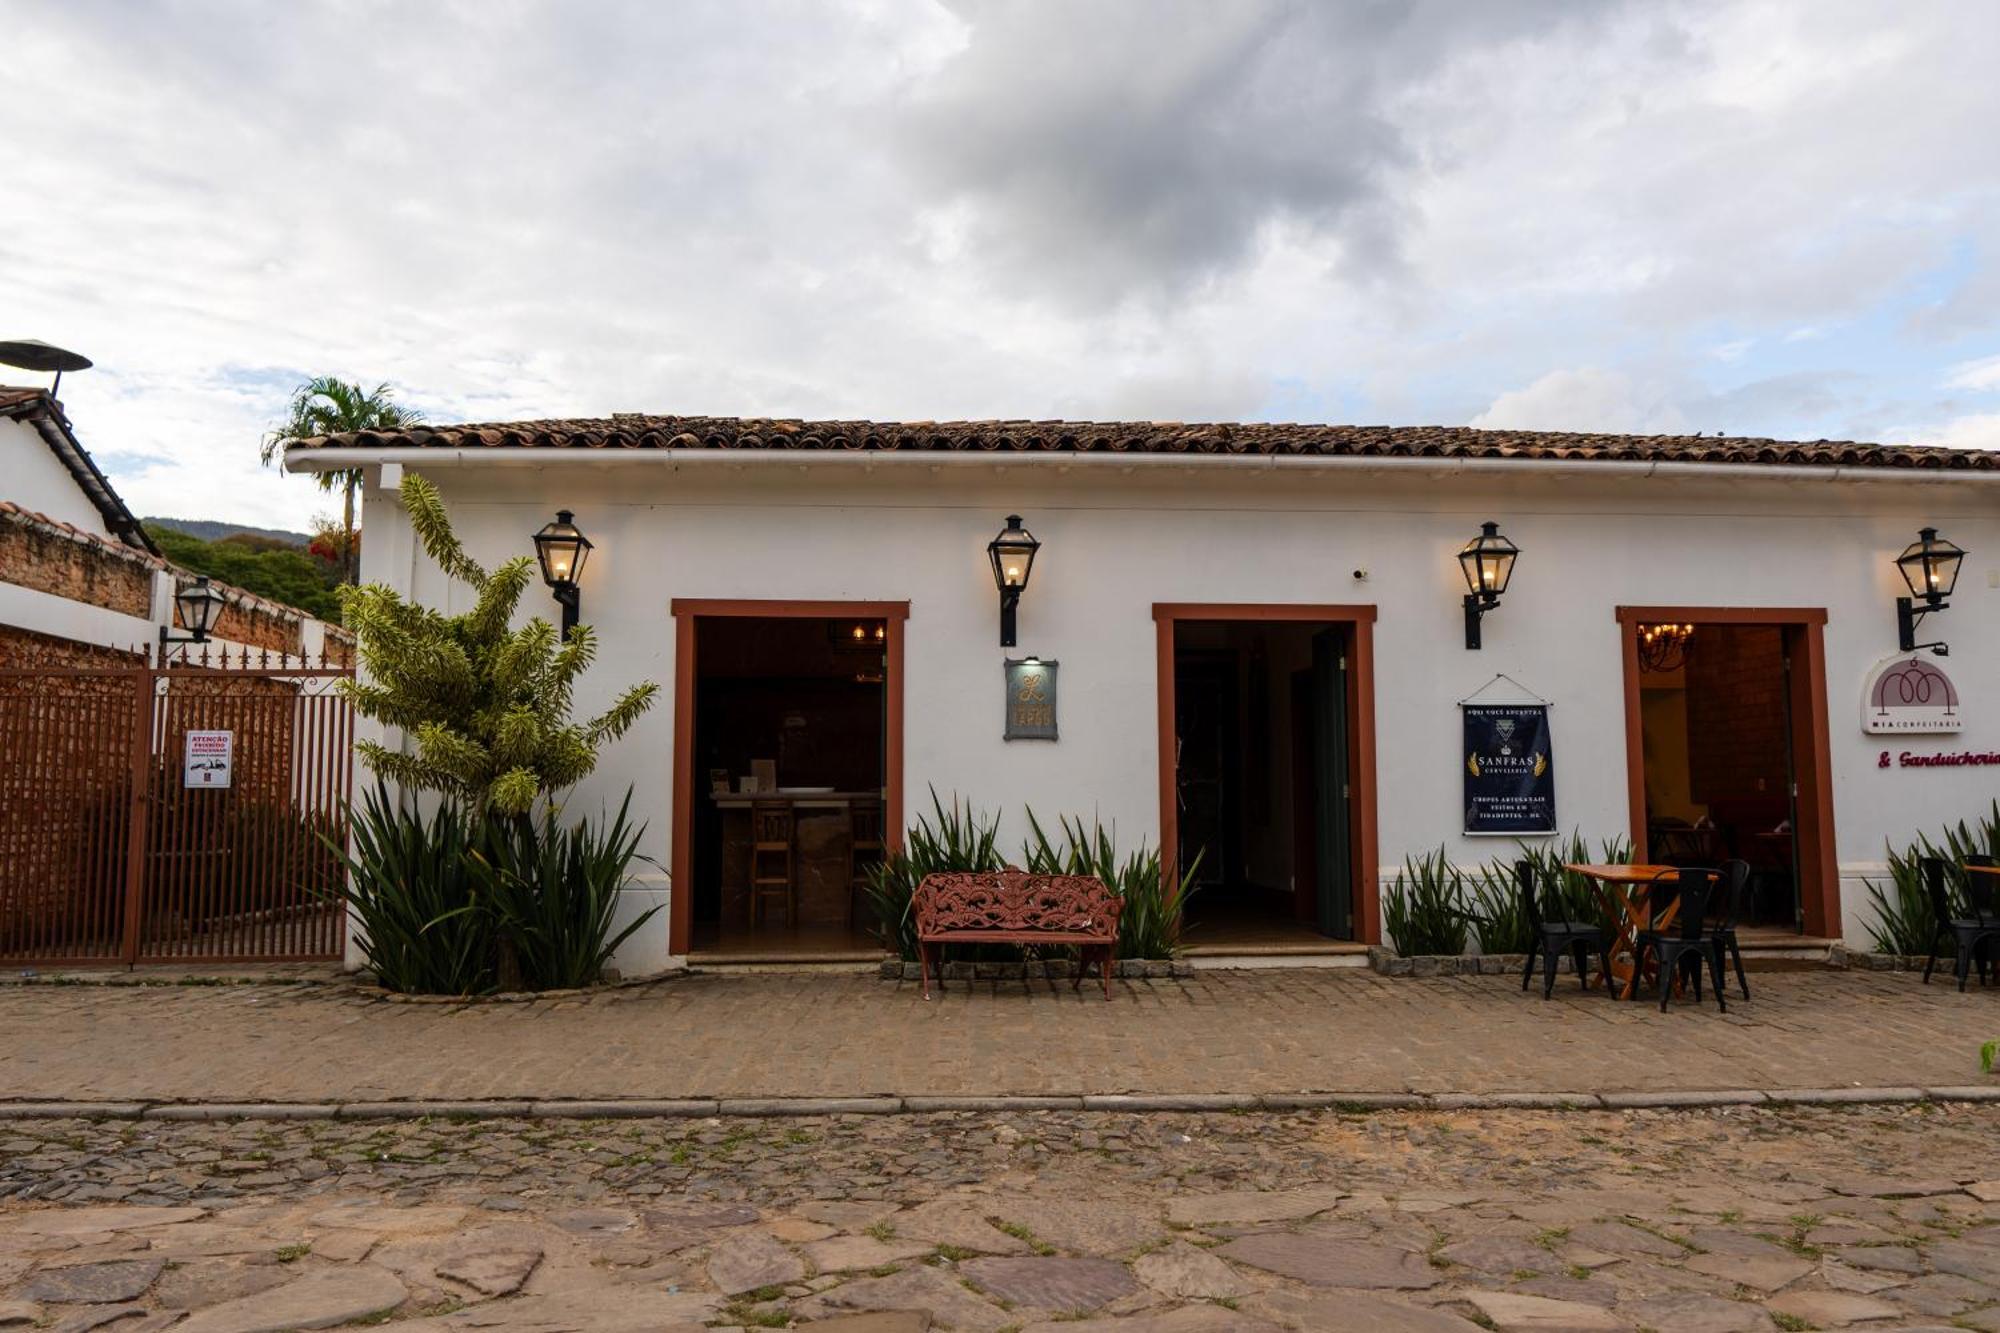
<box><xmin>0</xmin><ymin>1</ymin><xmax>1997</xmax><ymax>526</ymax></box>
<box><xmin>1469</xmin><ymin>369</ymin><xmax>1689</xmax><ymax>435</ymax></box>
<box><xmin>1887</xmin><ymin>413</ymin><xmax>2000</xmax><ymax>451</ymax></box>
<box><xmin>1943</xmin><ymin>354</ymin><xmax>2000</xmax><ymax>392</ymax></box>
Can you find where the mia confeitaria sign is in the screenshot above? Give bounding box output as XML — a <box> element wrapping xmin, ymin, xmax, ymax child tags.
<box><xmin>1862</xmin><ymin>656</ymin><xmax>1961</xmax><ymax>734</ymax></box>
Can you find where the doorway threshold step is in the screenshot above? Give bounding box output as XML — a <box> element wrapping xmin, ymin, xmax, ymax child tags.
<box><xmin>1735</xmin><ymin>935</ymin><xmax>1844</xmax><ymax>965</ymax></box>
<box><xmin>1185</xmin><ymin>942</ymin><xmax>1371</xmax><ymax>970</ymax></box>
<box><xmin>688</xmin><ymin>950</ymin><xmax>886</xmax><ymax>972</ymax></box>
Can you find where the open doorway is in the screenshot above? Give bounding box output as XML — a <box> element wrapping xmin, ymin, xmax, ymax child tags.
<box><xmin>669</xmin><ymin>601</ymin><xmax>905</xmax><ymax>958</ymax></box>
<box><xmin>1163</xmin><ymin>614</ymin><xmax>1368</xmax><ymax>947</ymax></box>
<box><xmin>1621</xmin><ymin>609</ymin><xmax>1837</xmax><ymax>935</ymax></box>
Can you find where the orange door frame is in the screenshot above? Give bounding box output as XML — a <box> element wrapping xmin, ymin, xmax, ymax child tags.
<box><xmin>668</xmin><ymin>599</ymin><xmax>909</xmax><ymax>957</ymax></box>
<box><xmin>1615</xmin><ymin>606</ymin><xmax>1838</xmax><ymax>937</ymax></box>
<box><xmin>1152</xmin><ymin>603</ymin><xmax>1382</xmax><ymax>945</ymax></box>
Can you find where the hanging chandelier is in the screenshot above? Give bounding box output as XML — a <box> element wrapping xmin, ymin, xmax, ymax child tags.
<box><xmin>1637</xmin><ymin>622</ymin><xmax>1695</xmax><ymax>673</ymax></box>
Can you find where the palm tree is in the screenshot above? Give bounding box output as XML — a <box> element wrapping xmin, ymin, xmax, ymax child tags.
<box><xmin>262</xmin><ymin>378</ymin><xmax>423</xmax><ymax>584</ymax></box>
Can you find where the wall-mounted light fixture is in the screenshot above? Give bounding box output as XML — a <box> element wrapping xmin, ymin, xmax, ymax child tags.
<box><xmin>1457</xmin><ymin>521</ymin><xmax>1519</xmax><ymax>650</ymax></box>
<box><xmin>987</xmin><ymin>514</ymin><xmax>1040</xmax><ymax>648</ymax></box>
<box><xmin>159</xmin><ymin>576</ymin><xmax>226</xmax><ymax>659</ymax></box>
<box><xmin>532</xmin><ymin>510</ymin><xmax>593</xmax><ymax>640</ymax></box>
<box><xmin>1895</xmin><ymin>526</ymin><xmax>1965</xmax><ymax>656</ymax></box>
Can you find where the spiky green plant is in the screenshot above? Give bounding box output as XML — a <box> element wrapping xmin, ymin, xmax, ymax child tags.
<box><xmin>1862</xmin><ymin>799</ymin><xmax>2000</xmax><ymax>955</ymax></box>
<box><xmin>1513</xmin><ymin>831</ymin><xmax>1629</xmax><ymax>935</ymax></box>
<box><xmin>1382</xmin><ymin>846</ymin><xmax>1470</xmax><ymax>956</ymax></box>
<box><xmin>1021</xmin><ymin>810</ymin><xmax>1202</xmax><ymax>959</ymax></box>
<box><xmin>328</xmin><ymin>782</ymin><xmax>493</xmax><ymax>996</ymax></box>
<box><xmin>863</xmin><ymin>789</ymin><xmax>1005</xmax><ymax>960</ymax></box>
<box><xmin>467</xmin><ymin>792</ymin><xmax>660</xmax><ymax>990</ymax></box>
<box><xmin>1465</xmin><ymin>858</ymin><xmax>1534</xmax><ymax>955</ymax></box>
<box><xmin>340</xmin><ymin>473</ymin><xmax>658</xmax><ymax>816</ymax></box>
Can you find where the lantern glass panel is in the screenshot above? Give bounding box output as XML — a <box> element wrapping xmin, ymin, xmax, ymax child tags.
<box><xmin>534</xmin><ymin>512</ymin><xmax>591</xmax><ymax>587</ymax></box>
<box><xmin>1897</xmin><ymin>528</ymin><xmax>1964</xmax><ymax>602</ymax></box>
<box><xmin>177</xmin><ymin>579</ymin><xmax>226</xmax><ymax>636</ymax></box>
<box><xmin>988</xmin><ymin>516</ymin><xmax>1039</xmax><ymax>590</ymax></box>
<box><xmin>1457</xmin><ymin>523</ymin><xmax>1519</xmax><ymax>599</ymax></box>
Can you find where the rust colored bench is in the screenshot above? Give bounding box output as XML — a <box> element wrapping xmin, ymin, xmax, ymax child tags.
<box><xmin>913</xmin><ymin>870</ymin><xmax>1122</xmax><ymax>1000</ymax></box>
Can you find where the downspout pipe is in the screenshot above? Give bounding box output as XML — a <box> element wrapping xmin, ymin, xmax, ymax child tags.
<box><xmin>283</xmin><ymin>446</ymin><xmax>2000</xmax><ymax>488</ymax></box>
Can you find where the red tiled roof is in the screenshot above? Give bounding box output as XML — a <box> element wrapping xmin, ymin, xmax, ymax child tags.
<box><xmin>286</xmin><ymin>413</ymin><xmax>2000</xmax><ymax>472</ymax></box>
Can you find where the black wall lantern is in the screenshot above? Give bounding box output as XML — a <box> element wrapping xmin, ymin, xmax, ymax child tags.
<box><xmin>1457</xmin><ymin>520</ymin><xmax>1519</xmax><ymax>650</ymax></box>
<box><xmin>533</xmin><ymin>510</ymin><xmax>593</xmax><ymax>640</ymax></box>
<box><xmin>159</xmin><ymin>575</ymin><xmax>226</xmax><ymax>658</ymax></box>
<box><xmin>1895</xmin><ymin>525</ymin><xmax>1966</xmax><ymax>656</ymax></box>
<box><xmin>987</xmin><ymin>514</ymin><xmax>1040</xmax><ymax>648</ymax></box>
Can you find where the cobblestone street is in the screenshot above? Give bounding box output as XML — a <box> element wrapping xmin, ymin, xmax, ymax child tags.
<box><xmin>2</xmin><ymin>968</ymin><xmax>1998</xmax><ymax>1103</ymax></box>
<box><xmin>5</xmin><ymin>1103</ymin><xmax>2000</xmax><ymax>1330</ymax></box>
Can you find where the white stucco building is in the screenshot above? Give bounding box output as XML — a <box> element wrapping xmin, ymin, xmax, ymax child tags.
<box><xmin>288</xmin><ymin>416</ymin><xmax>2000</xmax><ymax>974</ymax></box>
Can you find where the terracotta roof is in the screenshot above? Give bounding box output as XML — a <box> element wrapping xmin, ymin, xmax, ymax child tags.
<box><xmin>285</xmin><ymin>413</ymin><xmax>1999</xmax><ymax>473</ymax></box>
<box><xmin>0</xmin><ymin>386</ymin><xmax>160</xmax><ymax>553</ymax></box>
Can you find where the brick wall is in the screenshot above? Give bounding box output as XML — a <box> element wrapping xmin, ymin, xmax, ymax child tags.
<box><xmin>1686</xmin><ymin>625</ymin><xmax>1789</xmax><ymax>802</ymax></box>
<box><xmin>0</xmin><ymin>511</ymin><xmax>155</xmax><ymax>616</ymax></box>
<box><xmin>205</xmin><ymin>593</ymin><xmax>303</xmax><ymax>656</ymax></box>
<box><xmin>0</xmin><ymin>624</ymin><xmax>145</xmax><ymax>670</ymax></box>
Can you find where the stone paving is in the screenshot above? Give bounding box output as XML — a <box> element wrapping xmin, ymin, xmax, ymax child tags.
<box><xmin>1</xmin><ymin>968</ymin><xmax>1997</xmax><ymax>1103</ymax></box>
<box><xmin>6</xmin><ymin>1103</ymin><xmax>2000</xmax><ymax>1329</ymax></box>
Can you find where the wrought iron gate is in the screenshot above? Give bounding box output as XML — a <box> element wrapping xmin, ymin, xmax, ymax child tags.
<box><xmin>0</xmin><ymin>654</ymin><xmax>354</xmax><ymax>966</ymax></box>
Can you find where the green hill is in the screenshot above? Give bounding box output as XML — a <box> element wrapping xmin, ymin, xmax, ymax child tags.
<box><xmin>145</xmin><ymin>524</ymin><xmax>342</xmax><ymax>623</ymax></box>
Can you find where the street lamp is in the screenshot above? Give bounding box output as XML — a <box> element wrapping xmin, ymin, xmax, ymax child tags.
<box><xmin>987</xmin><ymin>514</ymin><xmax>1041</xmax><ymax>648</ymax></box>
<box><xmin>533</xmin><ymin>510</ymin><xmax>593</xmax><ymax>640</ymax></box>
<box><xmin>159</xmin><ymin>576</ymin><xmax>226</xmax><ymax>659</ymax></box>
<box><xmin>1457</xmin><ymin>521</ymin><xmax>1519</xmax><ymax>651</ymax></box>
<box><xmin>1895</xmin><ymin>526</ymin><xmax>1966</xmax><ymax>656</ymax></box>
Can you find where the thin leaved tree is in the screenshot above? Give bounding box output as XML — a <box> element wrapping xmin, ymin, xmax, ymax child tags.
<box><xmin>340</xmin><ymin>472</ymin><xmax>659</xmax><ymax>817</ymax></box>
<box><xmin>261</xmin><ymin>377</ymin><xmax>422</xmax><ymax>584</ymax></box>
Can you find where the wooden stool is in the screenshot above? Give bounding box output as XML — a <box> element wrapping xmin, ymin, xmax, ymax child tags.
<box><xmin>749</xmin><ymin>802</ymin><xmax>796</xmax><ymax>929</ymax></box>
<box><xmin>845</xmin><ymin>799</ymin><xmax>886</xmax><ymax>930</ymax></box>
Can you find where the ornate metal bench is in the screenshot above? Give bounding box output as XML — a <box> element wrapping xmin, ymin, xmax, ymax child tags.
<box><xmin>913</xmin><ymin>870</ymin><xmax>1122</xmax><ymax>1000</ymax></box>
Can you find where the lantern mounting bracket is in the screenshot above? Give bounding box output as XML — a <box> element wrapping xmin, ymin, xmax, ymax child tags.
<box><xmin>1463</xmin><ymin>592</ymin><xmax>1499</xmax><ymax>652</ymax></box>
<box><xmin>1896</xmin><ymin>597</ymin><xmax>1950</xmax><ymax>657</ymax></box>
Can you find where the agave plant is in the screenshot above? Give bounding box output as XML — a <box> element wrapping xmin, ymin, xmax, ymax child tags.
<box><xmin>324</xmin><ymin>782</ymin><xmax>493</xmax><ymax>996</ymax></box>
<box><xmin>1382</xmin><ymin>846</ymin><xmax>1470</xmax><ymax>956</ymax></box>
<box><xmin>1465</xmin><ymin>858</ymin><xmax>1534</xmax><ymax>955</ymax></box>
<box><xmin>862</xmin><ymin>789</ymin><xmax>1005</xmax><ymax>960</ymax></box>
<box><xmin>1022</xmin><ymin>809</ymin><xmax>1202</xmax><ymax>959</ymax></box>
<box><xmin>1863</xmin><ymin>798</ymin><xmax>2000</xmax><ymax>955</ymax></box>
<box><xmin>468</xmin><ymin>792</ymin><xmax>660</xmax><ymax>990</ymax></box>
<box><xmin>1513</xmin><ymin>832</ymin><xmax>1628</xmax><ymax>935</ymax></box>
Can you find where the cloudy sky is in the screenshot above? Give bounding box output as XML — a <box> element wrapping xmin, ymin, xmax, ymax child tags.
<box><xmin>5</xmin><ymin>0</ymin><xmax>2000</xmax><ymax>530</ymax></box>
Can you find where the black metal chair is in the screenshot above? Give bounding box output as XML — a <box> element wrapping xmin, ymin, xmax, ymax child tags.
<box><xmin>1633</xmin><ymin>867</ymin><xmax>1729</xmax><ymax>1013</ymax></box>
<box><xmin>1517</xmin><ymin>860</ymin><xmax>1612</xmax><ymax>999</ymax></box>
<box><xmin>1705</xmin><ymin>858</ymin><xmax>1752</xmax><ymax>1001</ymax></box>
<box><xmin>1921</xmin><ymin>856</ymin><xmax>2000</xmax><ymax>992</ymax></box>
